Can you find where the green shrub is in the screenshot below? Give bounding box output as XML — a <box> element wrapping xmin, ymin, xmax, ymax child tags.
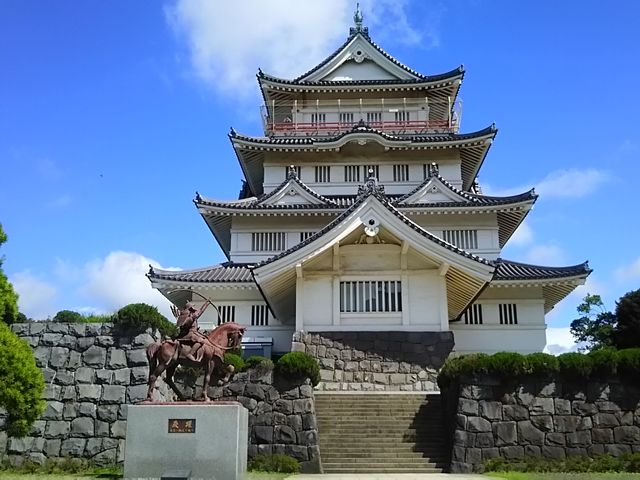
<box><xmin>243</xmin><ymin>355</ymin><xmax>274</xmax><ymax>372</ymax></box>
<box><xmin>588</xmin><ymin>348</ymin><xmax>618</xmax><ymax>376</ymax></box>
<box><xmin>621</xmin><ymin>452</ymin><xmax>640</xmax><ymax>472</ymax></box>
<box><xmin>248</xmin><ymin>454</ymin><xmax>300</xmax><ymax>473</ymax></box>
<box><xmin>113</xmin><ymin>303</ymin><xmax>177</xmax><ymax>338</ymax></box>
<box><xmin>276</xmin><ymin>351</ymin><xmax>320</xmax><ymax>386</ymax></box>
<box><xmin>487</xmin><ymin>351</ymin><xmax>527</xmax><ymax>377</ymax></box>
<box><xmin>0</xmin><ymin>322</ymin><xmax>46</xmax><ymax>436</ymax></box>
<box><xmin>437</xmin><ymin>353</ymin><xmax>490</xmax><ymax>388</ymax></box>
<box><xmin>558</xmin><ymin>352</ymin><xmax>593</xmax><ymax>379</ymax></box>
<box><xmin>525</xmin><ymin>352</ymin><xmax>559</xmax><ymax>375</ymax></box>
<box><xmin>224</xmin><ymin>352</ymin><xmax>245</xmax><ymax>372</ymax></box>
<box><xmin>52</xmin><ymin>309</ymin><xmax>84</xmax><ymax>323</ymax></box>
<box><xmin>82</xmin><ymin>313</ymin><xmax>113</xmax><ymax>323</ymax></box>
<box><xmin>484</xmin><ymin>454</ymin><xmax>640</xmax><ymax>473</ymax></box>
<box><xmin>616</xmin><ymin>348</ymin><xmax>640</xmax><ymax>381</ymax></box>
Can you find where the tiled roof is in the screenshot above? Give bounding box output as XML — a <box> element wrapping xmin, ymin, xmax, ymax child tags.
<box><xmin>252</xmin><ymin>179</ymin><xmax>493</xmax><ymax>270</ymax></box>
<box><xmin>493</xmin><ymin>259</ymin><xmax>591</xmax><ymax>281</ymax></box>
<box><xmin>266</xmin><ymin>30</ymin><xmax>463</xmax><ymax>84</ymax></box>
<box><xmin>230</xmin><ymin>124</ymin><xmax>496</xmax><ymax>147</ymax></box>
<box><xmin>147</xmin><ymin>263</ymin><xmax>253</xmax><ymax>283</ymax></box>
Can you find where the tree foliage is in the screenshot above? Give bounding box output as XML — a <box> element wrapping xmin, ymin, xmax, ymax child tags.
<box><xmin>570</xmin><ymin>294</ymin><xmax>616</xmax><ymax>351</ymax></box>
<box><xmin>0</xmin><ymin>321</ymin><xmax>46</xmax><ymax>436</ymax></box>
<box><xmin>0</xmin><ymin>223</ymin><xmax>19</xmax><ymax>325</ymax></box>
<box><xmin>113</xmin><ymin>303</ymin><xmax>177</xmax><ymax>337</ymax></box>
<box><xmin>614</xmin><ymin>288</ymin><xmax>640</xmax><ymax>349</ymax></box>
<box><xmin>52</xmin><ymin>309</ymin><xmax>84</xmax><ymax>323</ymax></box>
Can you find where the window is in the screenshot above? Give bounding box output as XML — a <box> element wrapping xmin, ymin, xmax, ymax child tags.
<box><xmin>217</xmin><ymin>305</ymin><xmax>235</xmax><ymax>325</ymax></box>
<box><xmin>364</xmin><ymin>165</ymin><xmax>379</xmax><ymax>179</ymax></box>
<box><xmin>284</xmin><ymin>166</ymin><xmax>301</xmax><ymax>179</ymax></box>
<box><xmin>251</xmin><ymin>232</ymin><xmax>286</xmax><ymax>251</ymax></box>
<box><xmin>339</xmin><ymin>112</ymin><xmax>354</xmax><ymax>125</ymax></box>
<box><xmin>251</xmin><ymin>304</ymin><xmax>270</xmax><ymax>326</ymax></box>
<box><xmin>394</xmin><ymin>111</ymin><xmax>410</xmax><ymax>123</ymax></box>
<box><xmin>315</xmin><ymin>166</ymin><xmax>331</xmax><ymax>183</ymax></box>
<box><xmin>311</xmin><ymin>113</ymin><xmax>326</xmax><ymax>125</ymax></box>
<box><xmin>443</xmin><ymin>230</ymin><xmax>478</xmax><ymax>250</ymax></box>
<box><xmin>393</xmin><ymin>164</ymin><xmax>409</xmax><ymax>182</ymax></box>
<box><xmin>340</xmin><ymin>280</ymin><xmax>402</xmax><ymax>313</ymax></box>
<box><xmin>423</xmin><ymin>163</ymin><xmax>439</xmax><ymax>179</ymax></box>
<box><xmin>463</xmin><ymin>304</ymin><xmax>483</xmax><ymax>325</ymax></box>
<box><xmin>499</xmin><ymin>303</ymin><xmax>518</xmax><ymax>325</ymax></box>
<box><xmin>299</xmin><ymin>231</ymin><xmax>315</xmax><ymax>242</ymax></box>
<box><xmin>367</xmin><ymin>112</ymin><xmax>382</xmax><ymax>124</ymax></box>
<box><xmin>344</xmin><ymin>165</ymin><xmax>361</xmax><ymax>182</ymax></box>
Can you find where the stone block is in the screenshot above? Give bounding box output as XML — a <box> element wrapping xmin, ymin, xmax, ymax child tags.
<box><xmin>44</xmin><ymin>439</ymin><xmax>61</xmax><ymax>457</ymax></box>
<box><xmin>480</xmin><ymin>400</ymin><xmax>502</xmax><ymax>420</ymax></box>
<box><xmin>525</xmin><ymin>445</ymin><xmax>541</xmax><ymax>457</ymax></box>
<box><xmin>85</xmin><ymin>438</ymin><xmax>103</xmax><ymax>457</ymax></box>
<box><xmin>530</xmin><ymin>397</ymin><xmax>554</xmax><ymax>415</ymax></box>
<box><xmin>55</xmin><ymin>369</ymin><xmax>75</xmax><ymax>385</ymax></box>
<box><xmin>77</xmin><ymin>337</ymin><xmax>95</xmax><ymax>351</ymax></box>
<box><xmin>112</xmin><ymin>368</ymin><xmax>131</xmax><ymax>385</ymax></box>
<box><xmin>63</xmin><ymin>402</ymin><xmax>77</xmax><ymax>420</ymax></box>
<box><xmin>71</xmin><ymin>417</ymin><xmax>95</xmax><ymax>437</ymax></box>
<box><xmin>373</xmin><ymin>372</ymin><xmax>388</xmax><ymax>384</ymax></box>
<box><xmin>614</xmin><ymin>425</ymin><xmax>640</xmax><ymax>443</ymax></box>
<box><xmin>593</xmin><ymin>412</ymin><xmax>620</xmax><ymax>428</ymax></box>
<box><xmin>42</xmin><ymin>401</ymin><xmax>64</xmax><ymax>420</ymax></box>
<box><xmin>75</xmin><ymin>366</ymin><xmax>95</xmax><ymax>383</ymax></box>
<box><xmin>572</xmin><ymin>401</ymin><xmax>598</xmax><ymax>416</ymax></box>
<box><xmin>130</xmin><ymin>366</ymin><xmax>148</xmax><ymax>384</ymax></box>
<box><xmin>494</xmin><ymin>421</ymin><xmax>517</xmax><ymax>445</ymax></box>
<box><xmin>83</xmin><ymin>345</ymin><xmax>107</xmax><ymax>367</ymax></box>
<box><xmin>605</xmin><ymin>444</ymin><xmax>632</xmax><ymax>456</ymax></box>
<box><xmin>96</xmin><ymin>335</ymin><xmax>115</xmax><ymax>347</ymax></box>
<box><xmin>78</xmin><ymin>402</ymin><xmax>96</xmax><ymax>418</ymax></box>
<box><xmin>253</xmin><ymin>425</ymin><xmax>273</xmax><ymax>443</ymax></box>
<box><xmin>8</xmin><ymin>437</ymin><xmax>34</xmax><ymax>453</ymax></box>
<box><xmin>33</xmin><ymin>346</ymin><xmax>50</xmax><ymax>367</ymax></box>
<box><xmin>61</xmin><ymin>438</ymin><xmax>87</xmax><ymax>457</ymax></box>
<box><xmin>45</xmin><ymin>421</ymin><xmax>70</xmax><ymax>439</ymax></box>
<box><xmin>68</xmin><ymin>323</ymin><xmax>86</xmax><ymax>336</ymax></box>
<box><xmin>554</xmin><ymin>398</ymin><xmax>571</xmax><ymax>415</ymax></box>
<box><xmin>58</xmin><ymin>334</ymin><xmax>77</xmax><ymax>348</ymax></box>
<box><xmin>111</xmin><ymin>420</ymin><xmax>127</xmax><ymax>438</ymax></box>
<box><xmin>518</xmin><ymin>420</ymin><xmax>544</xmax><ymax>445</ymax></box>
<box><xmin>40</xmin><ymin>333</ymin><xmax>63</xmax><ymax>346</ymax></box>
<box><xmin>66</xmin><ymin>350</ymin><xmax>82</xmax><ymax>369</ymax></box>
<box><xmin>542</xmin><ymin>445</ymin><xmax>566</xmax><ymax>459</ymax></box>
<box><xmin>566</xmin><ymin>430</ymin><xmax>592</xmax><ymax>447</ymax></box>
<box><xmin>274</xmin><ymin>425</ymin><xmax>296</xmax><ymax>444</ymax></box>
<box><xmin>77</xmin><ymin>384</ymin><xmax>102</xmax><ymax>402</ymax></box>
<box><xmin>554</xmin><ymin>415</ymin><xmax>580</xmax><ymax>432</ymax></box>
<box><xmin>531</xmin><ymin>414</ymin><xmax>553</xmax><ymax>432</ymax></box>
<box><xmin>29</xmin><ymin>322</ymin><xmax>46</xmax><ymax>335</ymax></box>
<box><xmin>467</xmin><ymin>416</ymin><xmax>492</xmax><ymax>433</ymax></box>
<box><xmin>546</xmin><ymin>432</ymin><xmax>566</xmax><ymax>446</ymax></box>
<box><xmin>126</xmin><ymin>348</ymin><xmax>148</xmax><ymax>366</ymax></box>
<box><xmin>43</xmin><ymin>384</ymin><xmax>62</xmax><ymax>401</ymax></box>
<box><xmin>389</xmin><ymin>373</ymin><xmax>406</xmax><ymax>384</ymax></box>
<box><xmin>297</xmin><ymin>429</ymin><xmax>317</xmax><ymax>446</ymax></box>
<box><xmin>503</xmin><ymin>404</ymin><xmax>529</xmax><ymax>421</ymax></box>
<box><xmin>102</xmin><ymin>385</ymin><xmax>126</xmax><ymax>404</ymax></box>
<box><xmin>459</xmin><ymin>398</ymin><xmax>479</xmax><ymax>416</ymax></box>
<box><xmin>500</xmin><ymin>445</ymin><xmax>524</xmax><ymax>460</ymax></box>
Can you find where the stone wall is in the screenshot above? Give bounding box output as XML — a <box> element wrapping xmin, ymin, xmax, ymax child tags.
<box><xmin>444</xmin><ymin>377</ymin><xmax>640</xmax><ymax>473</ymax></box>
<box><xmin>173</xmin><ymin>368</ymin><xmax>321</xmax><ymax>473</ymax></box>
<box><xmin>292</xmin><ymin>331</ymin><xmax>453</xmax><ymax>391</ymax></box>
<box><xmin>0</xmin><ymin>323</ymin><xmax>320</xmax><ymax>473</ymax></box>
<box><xmin>0</xmin><ymin>322</ymin><xmax>161</xmax><ymax>466</ymax></box>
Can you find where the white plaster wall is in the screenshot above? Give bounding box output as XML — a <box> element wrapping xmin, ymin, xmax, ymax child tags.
<box><xmin>407</xmin><ymin>270</ymin><xmax>445</xmax><ymax>329</ymax></box>
<box><xmin>301</xmin><ymin>276</ymin><xmax>334</xmax><ymax>326</ymax></box>
<box><xmin>450</xmin><ymin>325</ymin><xmax>547</xmax><ymax>354</ymax></box>
<box><xmin>325</xmin><ymin>59</ymin><xmax>397</xmax><ymax>81</ymax></box>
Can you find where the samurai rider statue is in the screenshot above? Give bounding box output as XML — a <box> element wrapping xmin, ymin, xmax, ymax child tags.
<box><xmin>171</xmin><ymin>300</ymin><xmax>210</xmax><ymax>362</ymax></box>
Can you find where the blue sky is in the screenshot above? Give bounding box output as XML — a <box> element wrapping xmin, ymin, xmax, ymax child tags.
<box><xmin>1</xmin><ymin>1</ymin><xmax>639</xmax><ymax>352</ymax></box>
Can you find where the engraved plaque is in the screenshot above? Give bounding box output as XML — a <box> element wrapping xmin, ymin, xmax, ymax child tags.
<box><xmin>168</xmin><ymin>418</ymin><xmax>196</xmax><ymax>433</ymax></box>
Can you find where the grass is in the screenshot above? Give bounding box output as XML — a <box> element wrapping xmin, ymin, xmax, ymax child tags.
<box><xmin>0</xmin><ymin>472</ymin><xmax>293</xmax><ymax>479</ymax></box>
<box><xmin>486</xmin><ymin>473</ymin><xmax>640</xmax><ymax>479</ymax></box>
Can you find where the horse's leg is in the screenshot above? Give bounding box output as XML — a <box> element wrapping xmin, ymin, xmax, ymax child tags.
<box><xmin>201</xmin><ymin>359</ymin><xmax>214</xmax><ymax>402</ymax></box>
<box><xmin>165</xmin><ymin>362</ymin><xmax>186</xmax><ymax>401</ymax></box>
<box><xmin>146</xmin><ymin>361</ymin><xmax>167</xmax><ymax>401</ymax></box>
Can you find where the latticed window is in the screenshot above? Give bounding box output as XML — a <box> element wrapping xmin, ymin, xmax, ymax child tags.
<box><xmin>340</xmin><ymin>280</ymin><xmax>402</xmax><ymax>313</ymax></box>
<box><xmin>217</xmin><ymin>305</ymin><xmax>235</xmax><ymax>325</ymax></box>
<box><xmin>315</xmin><ymin>166</ymin><xmax>331</xmax><ymax>183</ymax></box>
<box><xmin>366</xmin><ymin>112</ymin><xmax>382</xmax><ymax>124</ymax></box>
<box><xmin>463</xmin><ymin>304</ymin><xmax>483</xmax><ymax>325</ymax></box>
<box><xmin>393</xmin><ymin>164</ymin><xmax>409</xmax><ymax>182</ymax></box>
<box><xmin>394</xmin><ymin>111</ymin><xmax>410</xmax><ymax>123</ymax></box>
<box><xmin>344</xmin><ymin>165</ymin><xmax>361</xmax><ymax>182</ymax></box>
<box><xmin>284</xmin><ymin>166</ymin><xmax>301</xmax><ymax>179</ymax></box>
<box><xmin>339</xmin><ymin>112</ymin><xmax>354</xmax><ymax>125</ymax></box>
<box><xmin>251</xmin><ymin>305</ymin><xmax>270</xmax><ymax>326</ymax></box>
<box><xmin>251</xmin><ymin>232</ymin><xmax>286</xmax><ymax>251</ymax></box>
<box><xmin>443</xmin><ymin>230</ymin><xmax>478</xmax><ymax>250</ymax></box>
<box><xmin>299</xmin><ymin>231</ymin><xmax>315</xmax><ymax>242</ymax></box>
<box><xmin>311</xmin><ymin>113</ymin><xmax>326</xmax><ymax>125</ymax></box>
<box><xmin>364</xmin><ymin>165</ymin><xmax>379</xmax><ymax>179</ymax></box>
<box><xmin>499</xmin><ymin>304</ymin><xmax>518</xmax><ymax>325</ymax></box>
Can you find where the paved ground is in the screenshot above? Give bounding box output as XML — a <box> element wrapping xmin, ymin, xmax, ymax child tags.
<box><xmin>287</xmin><ymin>475</ymin><xmax>486</xmax><ymax>479</ymax></box>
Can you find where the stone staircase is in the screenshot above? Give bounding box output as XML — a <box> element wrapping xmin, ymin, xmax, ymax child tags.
<box><xmin>315</xmin><ymin>393</ymin><xmax>449</xmax><ymax>474</ymax></box>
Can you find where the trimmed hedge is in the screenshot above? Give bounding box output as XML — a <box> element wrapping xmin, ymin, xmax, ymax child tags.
<box><xmin>437</xmin><ymin>348</ymin><xmax>640</xmax><ymax>388</ymax></box>
<box><xmin>223</xmin><ymin>352</ymin><xmax>245</xmax><ymax>372</ymax></box>
<box><xmin>242</xmin><ymin>355</ymin><xmax>274</xmax><ymax>372</ymax></box>
<box><xmin>275</xmin><ymin>351</ymin><xmax>321</xmax><ymax>386</ymax></box>
<box><xmin>485</xmin><ymin>453</ymin><xmax>640</xmax><ymax>473</ymax></box>
<box><xmin>0</xmin><ymin>321</ymin><xmax>46</xmax><ymax>436</ymax></box>
<box><xmin>112</xmin><ymin>303</ymin><xmax>177</xmax><ymax>338</ymax></box>
<box><xmin>248</xmin><ymin>454</ymin><xmax>300</xmax><ymax>473</ymax></box>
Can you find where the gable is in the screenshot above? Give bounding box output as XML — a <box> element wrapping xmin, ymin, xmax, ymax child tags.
<box><xmin>398</xmin><ymin>178</ymin><xmax>470</xmax><ymax>205</ymax></box>
<box><xmin>301</xmin><ymin>35</ymin><xmax>417</xmax><ymax>83</ymax></box>
<box><xmin>259</xmin><ymin>179</ymin><xmax>330</xmax><ymax>206</ymax></box>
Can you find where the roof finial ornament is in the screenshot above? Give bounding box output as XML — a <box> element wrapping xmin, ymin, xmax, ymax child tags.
<box><xmin>350</xmin><ymin>3</ymin><xmax>369</xmax><ymax>37</ymax></box>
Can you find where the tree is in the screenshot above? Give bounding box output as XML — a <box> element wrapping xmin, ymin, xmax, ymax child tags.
<box><xmin>0</xmin><ymin>321</ymin><xmax>45</xmax><ymax>436</ymax></box>
<box><xmin>0</xmin><ymin>223</ymin><xmax>19</xmax><ymax>325</ymax></box>
<box><xmin>613</xmin><ymin>288</ymin><xmax>640</xmax><ymax>349</ymax></box>
<box><xmin>570</xmin><ymin>294</ymin><xmax>616</xmax><ymax>351</ymax></box>
<box><xmin>53</xmin><ymin>309</ymin><xmax>84</xmax><ymax>323</ymax></box>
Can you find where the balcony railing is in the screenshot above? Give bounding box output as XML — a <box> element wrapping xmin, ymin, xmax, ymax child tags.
<box><xmin>260</xmin><ymin>98</ymin><xmax>462</xmax><ymax>136</ymax></box>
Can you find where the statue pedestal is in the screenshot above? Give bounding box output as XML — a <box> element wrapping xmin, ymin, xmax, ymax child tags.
<box><xmin>124</xmin><ymin>402</ymin><xmax>248</xmax><ymax>480</ymax></box>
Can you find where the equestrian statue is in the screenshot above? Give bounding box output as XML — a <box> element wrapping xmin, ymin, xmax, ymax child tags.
<box><xmin>145</xmin><ymin>293</ymin><xmax>246</xmax><ymax>402</ymax></box>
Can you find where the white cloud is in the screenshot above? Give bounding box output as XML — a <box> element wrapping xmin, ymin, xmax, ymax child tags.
<box><xmin>81</xmin><ymin>251</ymin><xmax>174</xmax><ymax>318</ymax></box>
<box><xmin>509</xmin><ymin>221</ymin><xmax>534</xmax><ymax>247</ymax></box>
<box><xmin>544</xmin><ymin>327</ymin><xmax>580</xmax><ymax>355</ymax></box>
<box><xmin>11</xmin><ymin>271</ymin><xmax>59</xmax><ymax>320</ymax></box>
<box><xmin>484</xmin><ymin>168</ymin><xmax>610</xmax><ymax>199</ymax></box>
<box><xmin>615</xmin><ymin>257</ymin><xmax>640</xmax><ymax>282</ymax></box>
<box><xmin>523</xmin><ymin>244</ymin><xmax>567</xmax><ymax>266</ymax></box>
<box><xmin>165</xmin><ymin>0</ymin><xmax>435</xmax><ymax>94</ymax></box>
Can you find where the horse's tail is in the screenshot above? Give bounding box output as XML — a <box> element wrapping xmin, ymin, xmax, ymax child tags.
<box><xmin>146</xmin><ymin>342</ymin><xmax>161</xmax><ymax>375</ymax></box>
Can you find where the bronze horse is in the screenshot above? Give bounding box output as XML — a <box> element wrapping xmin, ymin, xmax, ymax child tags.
<box><xmin>145</xmin><ymin>322</ymin><xmax>246</xmax><ymax>402</ymax></box>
